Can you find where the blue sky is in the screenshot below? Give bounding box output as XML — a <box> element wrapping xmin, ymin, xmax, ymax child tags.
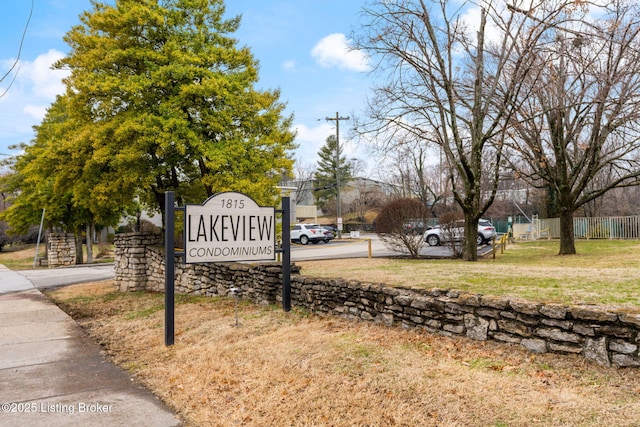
<box><xmin>0</xmin><ymin>1</ymin><xmax>373</xmax><ymax>172</ymax></box>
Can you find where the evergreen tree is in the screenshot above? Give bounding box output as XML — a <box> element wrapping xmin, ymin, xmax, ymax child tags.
<box><xmin>313</xmin><ymin>135</ymin><xmax>352</xmax><ymax>211</ymax></box>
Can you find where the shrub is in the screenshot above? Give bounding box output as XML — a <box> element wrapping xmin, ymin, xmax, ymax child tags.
<box><xmin>375</xmin><ymin>198</ymin><xmax>431</xmax><ymax>258</ymax></box>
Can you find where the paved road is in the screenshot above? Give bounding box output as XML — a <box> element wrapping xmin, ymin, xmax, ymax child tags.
<box><xmin>18</xmin><ymin>264</ymin><xmax>116</xmax><ymax>290</ymax></box>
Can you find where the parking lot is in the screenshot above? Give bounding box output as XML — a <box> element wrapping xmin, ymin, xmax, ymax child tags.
<box><xmin>289</xmin><ymin>233</ymin><xmax>494</xmax><ymax>261</ymax></box>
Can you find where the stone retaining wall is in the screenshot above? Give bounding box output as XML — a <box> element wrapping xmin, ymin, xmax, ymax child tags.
<box><xmin>47</xmin><ymin>233</ymin><xmax>76</xmax><ymax>267</ymax></box>
<box><xmin>114</xmin><ymin>231</ymin><xmax>640</xmax><ymax>368</ymax></box>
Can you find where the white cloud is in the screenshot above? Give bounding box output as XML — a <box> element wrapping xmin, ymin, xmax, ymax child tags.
<box><xmin>0</xmin><ymin>49</ymin><xmax>68</xmax><ymax>151</ymax></box>
<box><xmin>311</xmin><ymin>33</ymin><xmax>371</xmax><ymax>72</ymax></box>
<box><xmin>282</xmin><ymin>60</ymin><xmax>297</xmax><ymax>72</ymax></box>
<box><xmin>292</xmin><ymin>121</ymin><xmax>364</xmax><ymax>169</ymax></box>
<box><xmin>20</xmin><ymin>49</ymin><xmax>68</xmax><ymax>98</ymax></box>
<box><xmin>0</xmin><ymin>49</ymin><xmax>67</xmax><ymax>107</ymax></box>
<box><xmin>293</xmin><ymin>122</ymin><xmax>334</xmax><ymax>159</ymax></box>
<box><xmin>23</xmin><ymin>104</ymin><xmax>48</xmax><ymax>120</ymax></box>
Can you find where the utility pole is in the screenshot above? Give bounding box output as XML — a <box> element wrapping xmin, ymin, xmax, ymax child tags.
<box><xmin>325</xmin><ymin>112</ymin><xmax>350</xmax><ymax>238</ymax></box>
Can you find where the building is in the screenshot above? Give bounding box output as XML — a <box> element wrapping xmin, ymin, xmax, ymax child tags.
<box><xmin>282</xmin><ymin>177</ymin><xmax>401</xmax><ymax>223</ymax></box>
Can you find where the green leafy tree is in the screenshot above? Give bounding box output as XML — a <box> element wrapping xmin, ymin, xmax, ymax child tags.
<box><xmin>313</xmin><ymin>135</ymin><xmax>353</xmax><ymax>211</ymax></box>
<box><xmin>2</xmin><ymin>99</ymin><xmax>79</xmax><ymax>232</ymax></box>
<box><xmin>52</xmin><ymin>0</ymin><xmax>295</xmax><ymax>214</ymax></box>
<box><xmin>0</xmin><ymin>96</ymin><xmax>104</xmax><ymax>263</ymax></box>
<box><xmin>0</xmin><ymin>176</ymin><xmax>13</xmax><ymax>251</ymax></box>
<box><xmin>3</xmin><ymin>0</ymin><xmax>295</xmax><ymax>262</ymax></box>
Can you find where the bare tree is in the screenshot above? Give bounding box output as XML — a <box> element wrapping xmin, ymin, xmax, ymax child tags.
<box><xmin>506</xmin><ymin>0</ymin><xmax>640</xmax><ymax>254</ymax></box>
<box><xmin>374</xmin><ymin>145</ymin><xmax>414</xmax><ymax>199</ymax></box>
<box><xmin>588</xmin><ymin>186</ymin><xmax>640</xmax><ymax>216</ymax></box>
<box><xmin>355</xmin><ymin>0</ymin><xmax>561</xmax><ymax>260</ymax></box>
<box><xmin>375</xmin><ymin>198</ymin><xmax>431</xmax><ymax>258</ymax></box>
<box><xmin>350</xmin><ymin>179</ymin><xmax>369</xmax><ymax>220</ymax></box>
<box><xmin>348</xmin><ymin>157</ymin><xmax>367</xmax><ymax>178</ymax></box>
<box><xmin>348</xmin><ymin>177</ymin><xmax>388</xmax><ymax>220</ymax></box>
<box><xmin>405</xmin><ymin>139</ymin><xmax>444</xmax><ymax>207</ymax></box>
<box><xmin>291</xmin><ymin>161</ymin><xmax>316</xmax><ymax>205</ymax></box>
<box><xmin>375</xmin><ymin>136</ymin><xmax>454</xmax><ymax>218</ymax></box>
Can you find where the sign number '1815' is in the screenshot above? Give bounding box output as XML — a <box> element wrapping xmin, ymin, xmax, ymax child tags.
<box><xmin>219</xmin><ymin>198</ymin><xmax>245</xmax><ymax>209</ymax></box>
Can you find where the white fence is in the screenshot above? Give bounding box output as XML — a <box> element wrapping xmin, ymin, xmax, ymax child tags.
<box><xmin>515</xmin><ymin>216</ymin><xmax>640</xmax><ymax>240</ymax></box>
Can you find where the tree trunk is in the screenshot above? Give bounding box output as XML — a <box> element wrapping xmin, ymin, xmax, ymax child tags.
<box><xmin>558</xmin><ymin>208</ymin><xmax>576</xmax><ymax>255</ymax></box>
<box><xmin>86</xmin><ymin>223</ymin><xmax>93</xmax><ymax>264</ymax></box>
<box><xmin>463</xmin><ymin>215</ymin><xmax>479</xmax><ymax>261</ymax></box>
<box><xmin>75</xmin><ymin>228</ymin><xmax>84</xmax><ymax>265</ymax></box>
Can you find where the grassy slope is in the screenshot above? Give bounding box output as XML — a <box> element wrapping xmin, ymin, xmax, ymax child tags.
<box><xmin>47</xmin><ymin>282</ymin><xmax>640</xmax><ymax>426</ymax></box>
<box><xmin>42</xmin><ymin>240</ymin><xmax>640</xmax><ymax>426</ymax></box>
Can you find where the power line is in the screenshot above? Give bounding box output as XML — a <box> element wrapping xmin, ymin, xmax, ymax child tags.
<box><xmin>0</xmin><ymin>0</ymin><xmax>34</xmax><ymax>98</ymax></box>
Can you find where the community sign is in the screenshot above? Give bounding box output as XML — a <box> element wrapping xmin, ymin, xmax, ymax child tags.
<box><xmin>184</xmin><ymin>192</ymin><xmax>275</xmax><ymax>263</ymax></box>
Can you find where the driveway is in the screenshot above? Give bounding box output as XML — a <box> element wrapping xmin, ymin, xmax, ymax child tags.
<box><xmin>290</xmin><ymin>233</ymin><xmax>494</xmax><ymax>261</ymax></box>
<box><xmin>1</xmin><ymin>263</ymin><xmax>116</xmax><ymax>293</ymax></box>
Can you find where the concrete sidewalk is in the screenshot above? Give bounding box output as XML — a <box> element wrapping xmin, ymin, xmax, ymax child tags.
<box><xmin>0</xmin><ymin>265</ymin><xmax>36</xmax><ymax>293</ymax></box>
<box><xmin>0</xmin><ymin>266</ymin><xmax>181</xmax><ymax>426</ymax></box>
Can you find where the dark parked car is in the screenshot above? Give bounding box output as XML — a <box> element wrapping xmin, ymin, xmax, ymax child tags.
<box><xmin>320</xmin><ymin>225</ymin><xmax>338</xmax><ymax>234</ymax></box>
<box><xmin>402</xmin><ymin>220</ymin><xmax>428</xmax><ymax>234</ymax></box>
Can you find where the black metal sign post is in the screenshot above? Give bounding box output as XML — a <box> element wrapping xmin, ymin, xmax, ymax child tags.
<box><xmin>164</xmin><ymin>191</ymin><xmax>184</xmax><ymax>346</ymax></box>
<box><xmin>165</xmin><ymin>191</ymin><xmax>176</xmax><ymax>346</ymax></box>
<box><xmin>277</xmin><ymin>196</ymin><xmax>291</xmax><ymax>311</ymax></box>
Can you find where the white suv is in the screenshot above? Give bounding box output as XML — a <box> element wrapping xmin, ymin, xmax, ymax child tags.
<box><xmin>290</xmin><ymin>224</ymin><xmax>334</xmax><ymax>245</ymax></box>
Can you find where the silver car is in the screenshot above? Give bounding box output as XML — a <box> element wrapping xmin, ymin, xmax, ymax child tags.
<box><xmin>424</xmin><ymin>219</ymin><xmax>496</xmax><ymax>246</ymax></box>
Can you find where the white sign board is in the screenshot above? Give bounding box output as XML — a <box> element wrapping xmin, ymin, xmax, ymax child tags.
<box><xmin>184</xmin><ymin>192</ymin><xmax>275</xmax><ymax>263</ymax></box>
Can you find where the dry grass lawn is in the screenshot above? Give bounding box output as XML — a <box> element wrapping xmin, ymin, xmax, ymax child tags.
<box><xmin>0</xmin><ymin>244</ymin><xmax>113</xmax><ymax>270</ymax></box>
<box><xmin>0</xmin><ymin>246</ymin><xmax>44</xmax><ymax>270</ymax></box>
<box><xmin>48</xmin><ymin>281</ymin><xmax>640</xmax><ymax>427</ymax></box>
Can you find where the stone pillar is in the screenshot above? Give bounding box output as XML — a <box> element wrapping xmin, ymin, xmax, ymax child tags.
<box><xmin>47</xmin><ymin>233</ymin><xmax>76</xmax><ymax>267</ymax></box>
<box><xmin>114</xmin><ymin>231</ymin><xmax>163</xmax><ymax>292</ymax></box>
